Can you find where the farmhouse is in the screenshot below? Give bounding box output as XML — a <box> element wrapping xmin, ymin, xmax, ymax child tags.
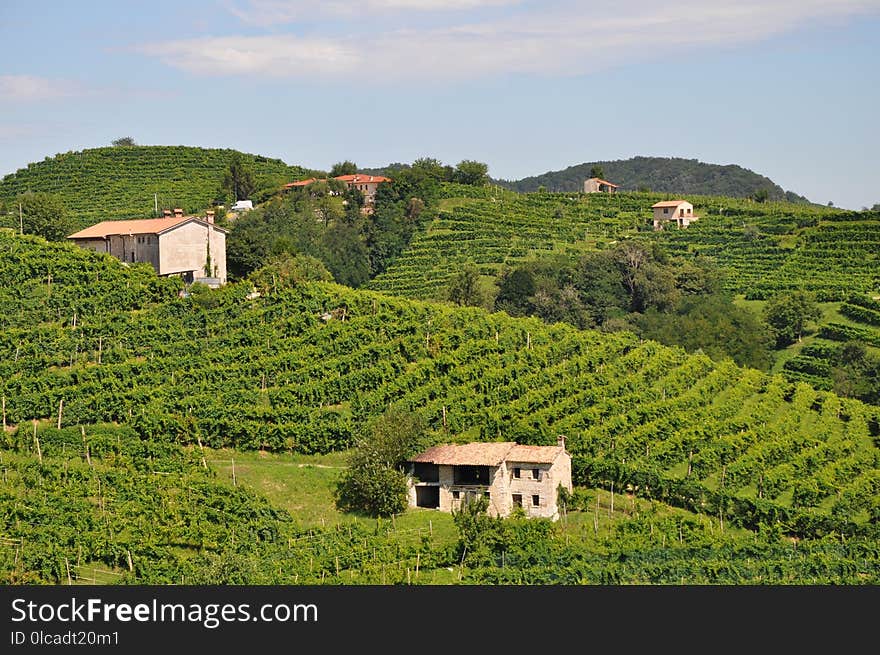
<box><xmin>406</xmin><ymin>437</ymin><xmax>572</xmax><ymax>520</ymax></box>
<box><xmin>67</xmin><ymin>208</ymin><xmax>227</xmax><ymax>286</ymax></box>
<box><xmin>283</xmin><ymin>174</ymin><xmax>392</xmax><ymax>212</ymax></box>
<box><xmin>651</xmin><ymin>200</ymin><xmax>698</xmax><ymax>230</ymax></box>
<box><xmin>584</xmin><ymin>177</ymin><xmax>619</xmax><ymax>193</ymax></box>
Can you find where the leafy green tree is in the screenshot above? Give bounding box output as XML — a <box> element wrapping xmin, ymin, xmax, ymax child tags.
<box><xmin>453</xmin><ymin>160</ymin><xmax>489</xmax><ymax>186</ymax></box>
<box><xmin>111</xmin><ymin>136</ymin><xmax>136</xmax><ymax>146</ymax></box>
<box><xmin>411</xmin><ymin>157</ymin><xmax>451</xmax><ymax>182</ymax></box>
<box><xmin>753</xmin><ymin>188</ymin><xmax>770</xmax><ymax>203</ymax></box>
<box><xmin>447</xmin><ymin>262</ymin><xmax>485</xmax><ymax>307</ymax></box>
<box><xmin>495</xmin><ymin>267</ymin><xmax>537</xmax><ymax>316</ymax></box>
<box><xmin>246</xmin><ymin>253</ymin><xmax>333</xmax><ymax>293</ymax></box>
<box><xmin>763</xmin><ymin>291</ymin><xmax>822</xmax><ymax>347</ymax></box>
<box><xmin>330</xmin><ymin>160</ymin><xmax>358</xmax><ymax>177</ymax></box>
<box><xmin>590</xmin><ymin>165</ymin><xmax>605</xmax><ymax>179</ymax></box>
<box><xmin>17</xmin><ymin>191</ymin><xmax>72</xmax><ymax>241</ymax></box>
<box><xmin>221</xmin><ymin>153</ymin><xmax>257</xmax><ymax>201</ymax></box>
<box><xmin>335</xmin><ymin>407</ymin><xmax>429</xmax><ymax>517</ymax></box>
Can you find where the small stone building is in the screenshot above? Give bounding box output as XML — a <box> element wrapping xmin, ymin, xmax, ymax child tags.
<box><xmin>283</xmin><ymin>174</ymin><xmax>391</xmax><ymax>212</ymax></box>
<box><xmin>67</xmin><ymin>209</ymin><xmax>227</xmax><ymax>286</ymax></box>
<box><xmin>651</xmin><ymin>200</ymin><xmax>698</xmax><ymax>230</ymax></box>
<box><xmin>406</xmin><ymin>437</ymin><xmax>572</xmax><ymax>520</ymax></box>
<box><xmin>584</xmin><ymin>177</ymin><xmax>619</xmax><ymax>193</ymax></box>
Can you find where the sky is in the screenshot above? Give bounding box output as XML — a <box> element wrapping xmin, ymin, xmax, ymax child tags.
<box><xmin>1</xmin><ymin>0</ymin><xmax>878</xmax><ymax>209</ymax></box>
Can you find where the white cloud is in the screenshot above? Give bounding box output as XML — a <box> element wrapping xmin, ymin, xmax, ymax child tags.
<box><xmin>144</xmin><ymin>0</ymin><xmax>880</xmax><ymax>81</ymax></box>
<box><xmin>0</xmin><ymin>75</ymin><xmax>83</xmax><ymax>101</ymax></box>
<box><xmin>228</xmin><ymin>0</ymin><xmax>521</xmax><ymax>26</ymax></box>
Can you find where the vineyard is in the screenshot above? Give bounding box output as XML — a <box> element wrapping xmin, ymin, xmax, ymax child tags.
<box><xmin>2</xmin><ymin>229</ymin><xmax>879</xmax><ymax>563</ymax></box>
<box><xmin>367</xmin><ymin>185</ymin><xmax>877</xmax><ymax>303</ymax></box>
<box><xmin>0</xmin><ymin>146</ymin><xmax>311</xmax><ymax>230</ymax></box>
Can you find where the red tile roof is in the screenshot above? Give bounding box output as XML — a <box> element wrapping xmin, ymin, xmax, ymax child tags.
<box><xmin>410</xmin><ymin>442</ymin><xmax>564</xmax><ymax>466</ymax></box>
<box><xmin>283</xmin><ymin>178</ymin><xmax>321</xmax><ymax>188</ymax></box>
<box><xmin>333</xmin><ymin>174</ymin><xmax>391</xmax><ymax>184</ymax></box>
<box><xmin>68</xmin><ymin>215</ymin><xmax>225</xmax><ymax>239</ymax></box>
<box><xmin>588</xmin><ymin>177</ymin><xmax>619</xmax><ymax>187</ymax></box>
<box><xmin>652</xmin><ymin>200</ymin><xmax>691</xmax><ymax>208</ymax></box>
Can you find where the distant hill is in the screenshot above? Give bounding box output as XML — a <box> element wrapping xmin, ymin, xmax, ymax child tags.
<box><xmin>0</xmin><ymin>145</ymin><xmax>313</xmax><ymax>230</ymax></box>
<box><xmin>495</xmin><ymin>156</ymin><xmax>811</xmax><ymax>203</ymax></box>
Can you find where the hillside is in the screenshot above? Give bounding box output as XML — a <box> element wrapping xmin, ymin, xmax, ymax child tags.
<box><xmin>368</xmin><ymin>184</ymin><xmax>871</xmax><ymax>302</ymax></box>
<box><xmin>0</xmin><ymin>146</ymin><xmax>312</xmax><ymax>230</ymax></box>
<box><xmin>495</xmin><ymin>156</ymin><xmax>811</xmax><ymax>202</ymax></box>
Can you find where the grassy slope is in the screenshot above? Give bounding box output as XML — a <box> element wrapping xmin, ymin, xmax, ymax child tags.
<box><xmin>0</xmin><ymin>146</ymin><xmax>312</xmax><ymax>230</ymax></box>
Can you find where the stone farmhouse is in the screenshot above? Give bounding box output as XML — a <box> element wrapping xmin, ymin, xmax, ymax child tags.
<box><xmin>583</xmin><ymin>177</ymin><xmax>619</xmax><ymax>193</ymax></box>
<box><xmin>283</xmin><ymin>174</ymin><xmax>392</xmax><ymax>213</ymax></box>
<box><xmin>67</xmin><ymin>208</ymin><xmax>227</xmax><ymax>286</ymax></box>
<box><xmin>406</xmin><ymin>437</ymin><xmax>572</xmax><ymax>520</ymax></box>
<box><xmin>651</xmin><ymin>200</ymin><xmax>698</xmax><ymax>230</ymax></box>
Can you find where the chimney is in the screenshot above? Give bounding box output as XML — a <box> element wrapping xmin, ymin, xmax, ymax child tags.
<box><xmin>162</xmin><ymin>209</ymin><xmax>171</xmax><ymax>217</ymax></box>
<box><xmin>205</xmin><ymin>210</ymin><xmax>215</xmax><ymax>224</ymax></box>
<box><xmin>557</xmin><ymin>435</ymin><xmax>566</xmax><ymax>451</ymax></box>
<box><xmin>173</xmin><ymin>207</ymin><xmax>183</xmax><ymax>218</ymax></box>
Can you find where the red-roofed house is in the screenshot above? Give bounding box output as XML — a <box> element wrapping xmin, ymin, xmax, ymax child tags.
<box><xmin>67</xmin><ymin>208</ymin><xmax>227</xmax><ymax>286</ymax></box>
<box><xmin>584</xmin><ymin>177</ymin><xmax>619</xmax><ymax>193</ymax></box>
<box><xmin>283</xmin><ymin>174</ymin><xmax>392</xmax><ymax>212</ymax></box>
<box><xmin>651</xmin><ymin>200</ymin><xmax>697</xmax><ymax>230</ymax></box>
<box><xmin>406</xmin><ymin>437</ymin><xmax>572</xmax><ymax>520</ymax></box>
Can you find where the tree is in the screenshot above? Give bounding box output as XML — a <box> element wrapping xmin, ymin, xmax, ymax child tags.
<box><xmin>590</xmin><ymin>165</ymin><xmax>605</xmax><ymax>179</ymax></box>
<box><xmin>111</xmin><ymin>136</ymin><xmax>136</xmax><ymax>147</ymax></box>
<box><xmin>753</xmin><ymin>188</ymin><xmax>769</xmax><ymax>203</ymax></box>
<box><xmin>335</xmin><ymin>407</ymin><xmax>429</xmax><ymax>517</ymax></box>
<box><xmin>16</xmin><ymin>191</ymin><xmax>73</xmax><ymax>241</ymax></box>
<box><xmin>763</xmin><ymin>291</ymin><xmax>822</xmax><ymax>347</ymax></box>
<box><xmin>221</xmin><ymin>153</ymin><xmax>257</xmax><ymax>202</ymax></box>
<box><xmin>447</xmin><ymin>262</ymin><xmax>485</xmax><ymax>307</ymax></box>
<box><xmin>411</xmin><ymin>157</ymin><xmax>450</xmax><ymax>182</ymax></box>
<box><xmin>329</xmin><ymin>161</ymin><xmax>358</xmax><ymax>177</ymax></box>
<box><xmin>453</xmin><ymin>160</ymin><xmax>489</xmax><ymax>186</ymax></box>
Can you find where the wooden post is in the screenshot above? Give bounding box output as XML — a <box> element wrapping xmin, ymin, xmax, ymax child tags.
<box><xmin>335</xmin><ymin>556</ymin><xmax>340</xmax><ymax>576</ymax></box>
<box><xmin>57</xmin><ymin>399</ymin><xmax>64</xmax><ymax>429</ymax></box>
<box><xmin>442</xmin><ymin>405</ymin><xmax>447</xmax><ymax>431</ymax></box>
<box><xmin>594</xmin><ymin>491</ymin><xmax>599</xmax><ymax>534</ymax></box>
<box><xmin>231</xmin><ymin>457</ymin><xmax>236</xmax><ymax>486</ymax></box>
<box><xmin>609</xmin><ymin>481</ymin><xmax>614</xmax><ymax>518</ymax></box>
<box><xmin>97</xmin><ymin>336</ymin><xmax>102</xmax><ymax>365</ymax></box>
<box><xmin>2</xmin><ymin>396</ymin><xmax>5</xmax><ymax>432</ymax></box>
<box><xmin>19</xmin><ymin>202</ymin><xmax>23</xmax><ymax>234</ymax></box>
<box><xmin>195</xmin><ymin>434</ymin><xmax>207</xmax><ymax>469</ymax></box>
<box><xmin>33</xmin><ymin>421</ymin><xmax>42</xmax><ymax>464</ymax></box>
<box><xmin>429</xmin><ymin>520</ymin><xmax>433</xmax><ymax>537</ymax></box>
<box><xmin>415</xmin><ymin>552</ymin><xmax>420</xmax><ymax>579</ymax></box>
<box><xmin>526</xmin><ymin>332</ymin><xmax>531</xmax><ymax>349</ymax></box>
<box><xmin>65</xmin><ymin>558</ymin><xmax>72</xmax><ymax>585</ymax></box>
<box><xmin>126</xmin><ymin>550</ymin><xmax>133</xmax><ymax>573</ymax></box>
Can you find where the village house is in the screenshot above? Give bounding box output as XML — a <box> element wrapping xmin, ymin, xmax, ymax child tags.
<box><xmin>584</xmin><ymin>177</ymin><xmax>619</xmax><ymax>193</ymax></box>
<box><xmin>651</xmin><ymin>200</ymin><xmax>698</xmax><ymax>230</ymax></box>
<box><xmin>67</xmin><ymin>208</ymin><xmax>227</xmax><ymax>286</ymax></box>
<box><xmin>283</xmin><ymin>174</ymin><xmax>392</xmax><ymax>212</ymax></box>
<box><xmin>406</xmin><ymin>437</ymin><xmax>572</xmax><ymax>520</ymax></box>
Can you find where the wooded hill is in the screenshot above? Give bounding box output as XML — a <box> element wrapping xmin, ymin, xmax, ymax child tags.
<box><xmin>495</xmin><ymin>156</ymin><xmax>811</xmax><ymax>203</ymax></box>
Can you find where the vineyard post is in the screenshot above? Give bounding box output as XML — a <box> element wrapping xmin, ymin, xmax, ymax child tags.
<box><xmin>2</xmin><ymin>396</ymin><xmax>5</xmax><ymax>431</ymax></box>
<box><xmin>65</xmin><ymin>558</ymin><xmax>72</xmax><ymax>585</ymax></box>
<box><xmin>97</xmin><ymin>336</ymin><xmax>102</xmax><ymax>365</ymax></box>
<box><xmin>57</xmin><ymin>399</ymin><xmax>64</xmax><ymax>429</ymax></box>
<box><xmin>231</xmin><ymin>457</ymin><xmax>236</xmax><ymax>486</ymax></box>
<box><xmin>33</xmin><ymin>420</ymin><xmax>42</xmax><ymax>464</ymax></box>
<box><xmin>609</xmin><ymin>480</ymin><xmax>614</xmax><ymax>518</ymax></box>
<box><xmin>127</xmin><ymin>550</ymin><xmax>133</xmax><ymax>573</ymax></box>
<box><xmin>594</xmin><ymin>492</ymin><xmax>599</xmax><ymax>533</ymax></box>
<box><xmin>415</xmin><ymin>552</ymin><xmax>420</xmax><ymax>579</ymax></box>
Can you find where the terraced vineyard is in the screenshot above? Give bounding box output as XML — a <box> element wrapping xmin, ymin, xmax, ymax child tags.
<box><xmin>367</xmin><ymin>185</ymin><xmax>877</xmax><ymax>302</ymax></box>
<box><xmin>2</xmin><ymin>232</ymin><xmax>879</xmax><ymax>543</ymax></box>
<box><xmin>0</xmin><ymin>146</ymin><xmax>310</xmax><ymax>230</ymax></box>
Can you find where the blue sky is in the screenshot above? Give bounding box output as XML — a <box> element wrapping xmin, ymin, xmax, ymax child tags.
<box><xmin>1</xmin><ymin>0</ymin><xmax>878</xmax><ymax>208</ymax></box>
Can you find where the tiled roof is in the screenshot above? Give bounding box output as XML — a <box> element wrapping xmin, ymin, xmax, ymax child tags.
<box><xmin>67</xmin><ymin>215</ymin><xmax>220</xmax><ymax>239</ymax></box>
<box><xmin>410</xmin><ymin>442</ymin><xmax>564</xmax><ymax>466</ymax></box>
<box><xmin>651</xmin><ymin>200</ymin><xmax>690</xmax><ymax>208</ymax></box>
<box><xmin>283</xmin><ymin>178</ymin><xmax>321</xmax><ymax>188</ymax></box>
<box><xmin>333</xmin><ymin>174</ymin><xmax>391</xmax><ymax>184</ymax></box>
<box><xmin>588</xmin><ymin>177</ymin><xmax>619</xmax><ymax>187</ymax></box>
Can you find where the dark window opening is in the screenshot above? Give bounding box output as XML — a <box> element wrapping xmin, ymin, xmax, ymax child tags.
<box><xmin>532</xmin><ymin>495</ymin><xmax>540</xmax><ymax>507</ymax></box>
<box><xmin>415</xmin><ymin>486</ymin><xmax>439</xmax><ymax>509</ymax></box>
<box><xmin>532</xmin><ymin>468</ymin><xmax>540</xmax><ymax>480</ymax></box>
<box><xmin>452</xmin><ymin>490</ymin><xmax>460</xmax><ymax>500</ymax></box>
<box><xmin>512</xmin><ymin>494</ymin><xmax>523</xmax><ymax>508</ymax></box>
<box><xmin>453</xmin><ymin>465</ymin><xmax>490</xmax><ymax>485</ymax></box>
<box><xmin>413</xmin><ymin>462</ymin><xmax>439</xmax><ymax>483</ymax></box>
<box><xmin>513</xmin><ymin>467</ymin><xmax>521</xmax><ymax>479</ymax></box>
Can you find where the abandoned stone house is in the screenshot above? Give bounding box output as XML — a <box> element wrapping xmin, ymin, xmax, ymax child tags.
<box><xmin>651</xmin><ymin>200</ymin><xmax>698</xmax><ymax>230</ymax></box>
<box><xmin>583</xmin><ymin>177</ymin><xmax>619</xmax><ymax>193</ymax></box>
<box><xmin>406</xmin><ymin>437</ymin><xmax>572</xmax><ymax>520</ymax></box>
<box><xmin>67</xmin><ymin>208</ymin><xmax>228</xmax><ymax>286</ymax></box>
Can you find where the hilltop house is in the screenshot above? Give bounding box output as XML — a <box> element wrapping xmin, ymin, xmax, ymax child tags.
<box><xmin>67</xmin><ymin>208</ymin><xmax>227</xmax><ymax>286</ymax></box>
<box><xmin>584</xmin><ymin>177</ymin><xmax>619</xmax><ymax>193</ymax></box>
<box><xmin>283</xmin><ymin>174</ymin><xmax>392</xmax><ymax>212</ymax></box>
<box><xmin>651</xmin><ymin>200</ymin><xmax>698</xmax><ymax>230</ymax></box>
<box><xmin>406</xmin><ymin>437</ymin><xmax>572</xmax><ymax>520</ymax></box>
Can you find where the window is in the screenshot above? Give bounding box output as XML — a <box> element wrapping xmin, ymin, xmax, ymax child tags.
<box><xmin>532</xmin><ymin>468</ymin><xmax>540</xmax><ymax>480</ymax></box>
<box><xmin>452</xmin><ymin>490</ymin><xmax>460</xmax><ymax>500</ymax></box>
<box><xmin>663</xmin><ymin>207</ymin><xmax>669</xmax><ymax>214</ymax></box>
<box><xmin>532</xmin><ymin>495</ymin><xmax>540</xmax><ymax>507</ymax></box>
<box><xmin>512</xmin><ymin>494</ymin><xmax>523</xmax><ymax>508</ymax></box>
<box><xmin>513</xmin><ymin>467</ymin><xmax>521</xmax><ymax>479</ymax></box>
<box><xmin>680</xmin><ymin>209</ymin><xmax>685</xmax><ymax>217</ymax></box>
